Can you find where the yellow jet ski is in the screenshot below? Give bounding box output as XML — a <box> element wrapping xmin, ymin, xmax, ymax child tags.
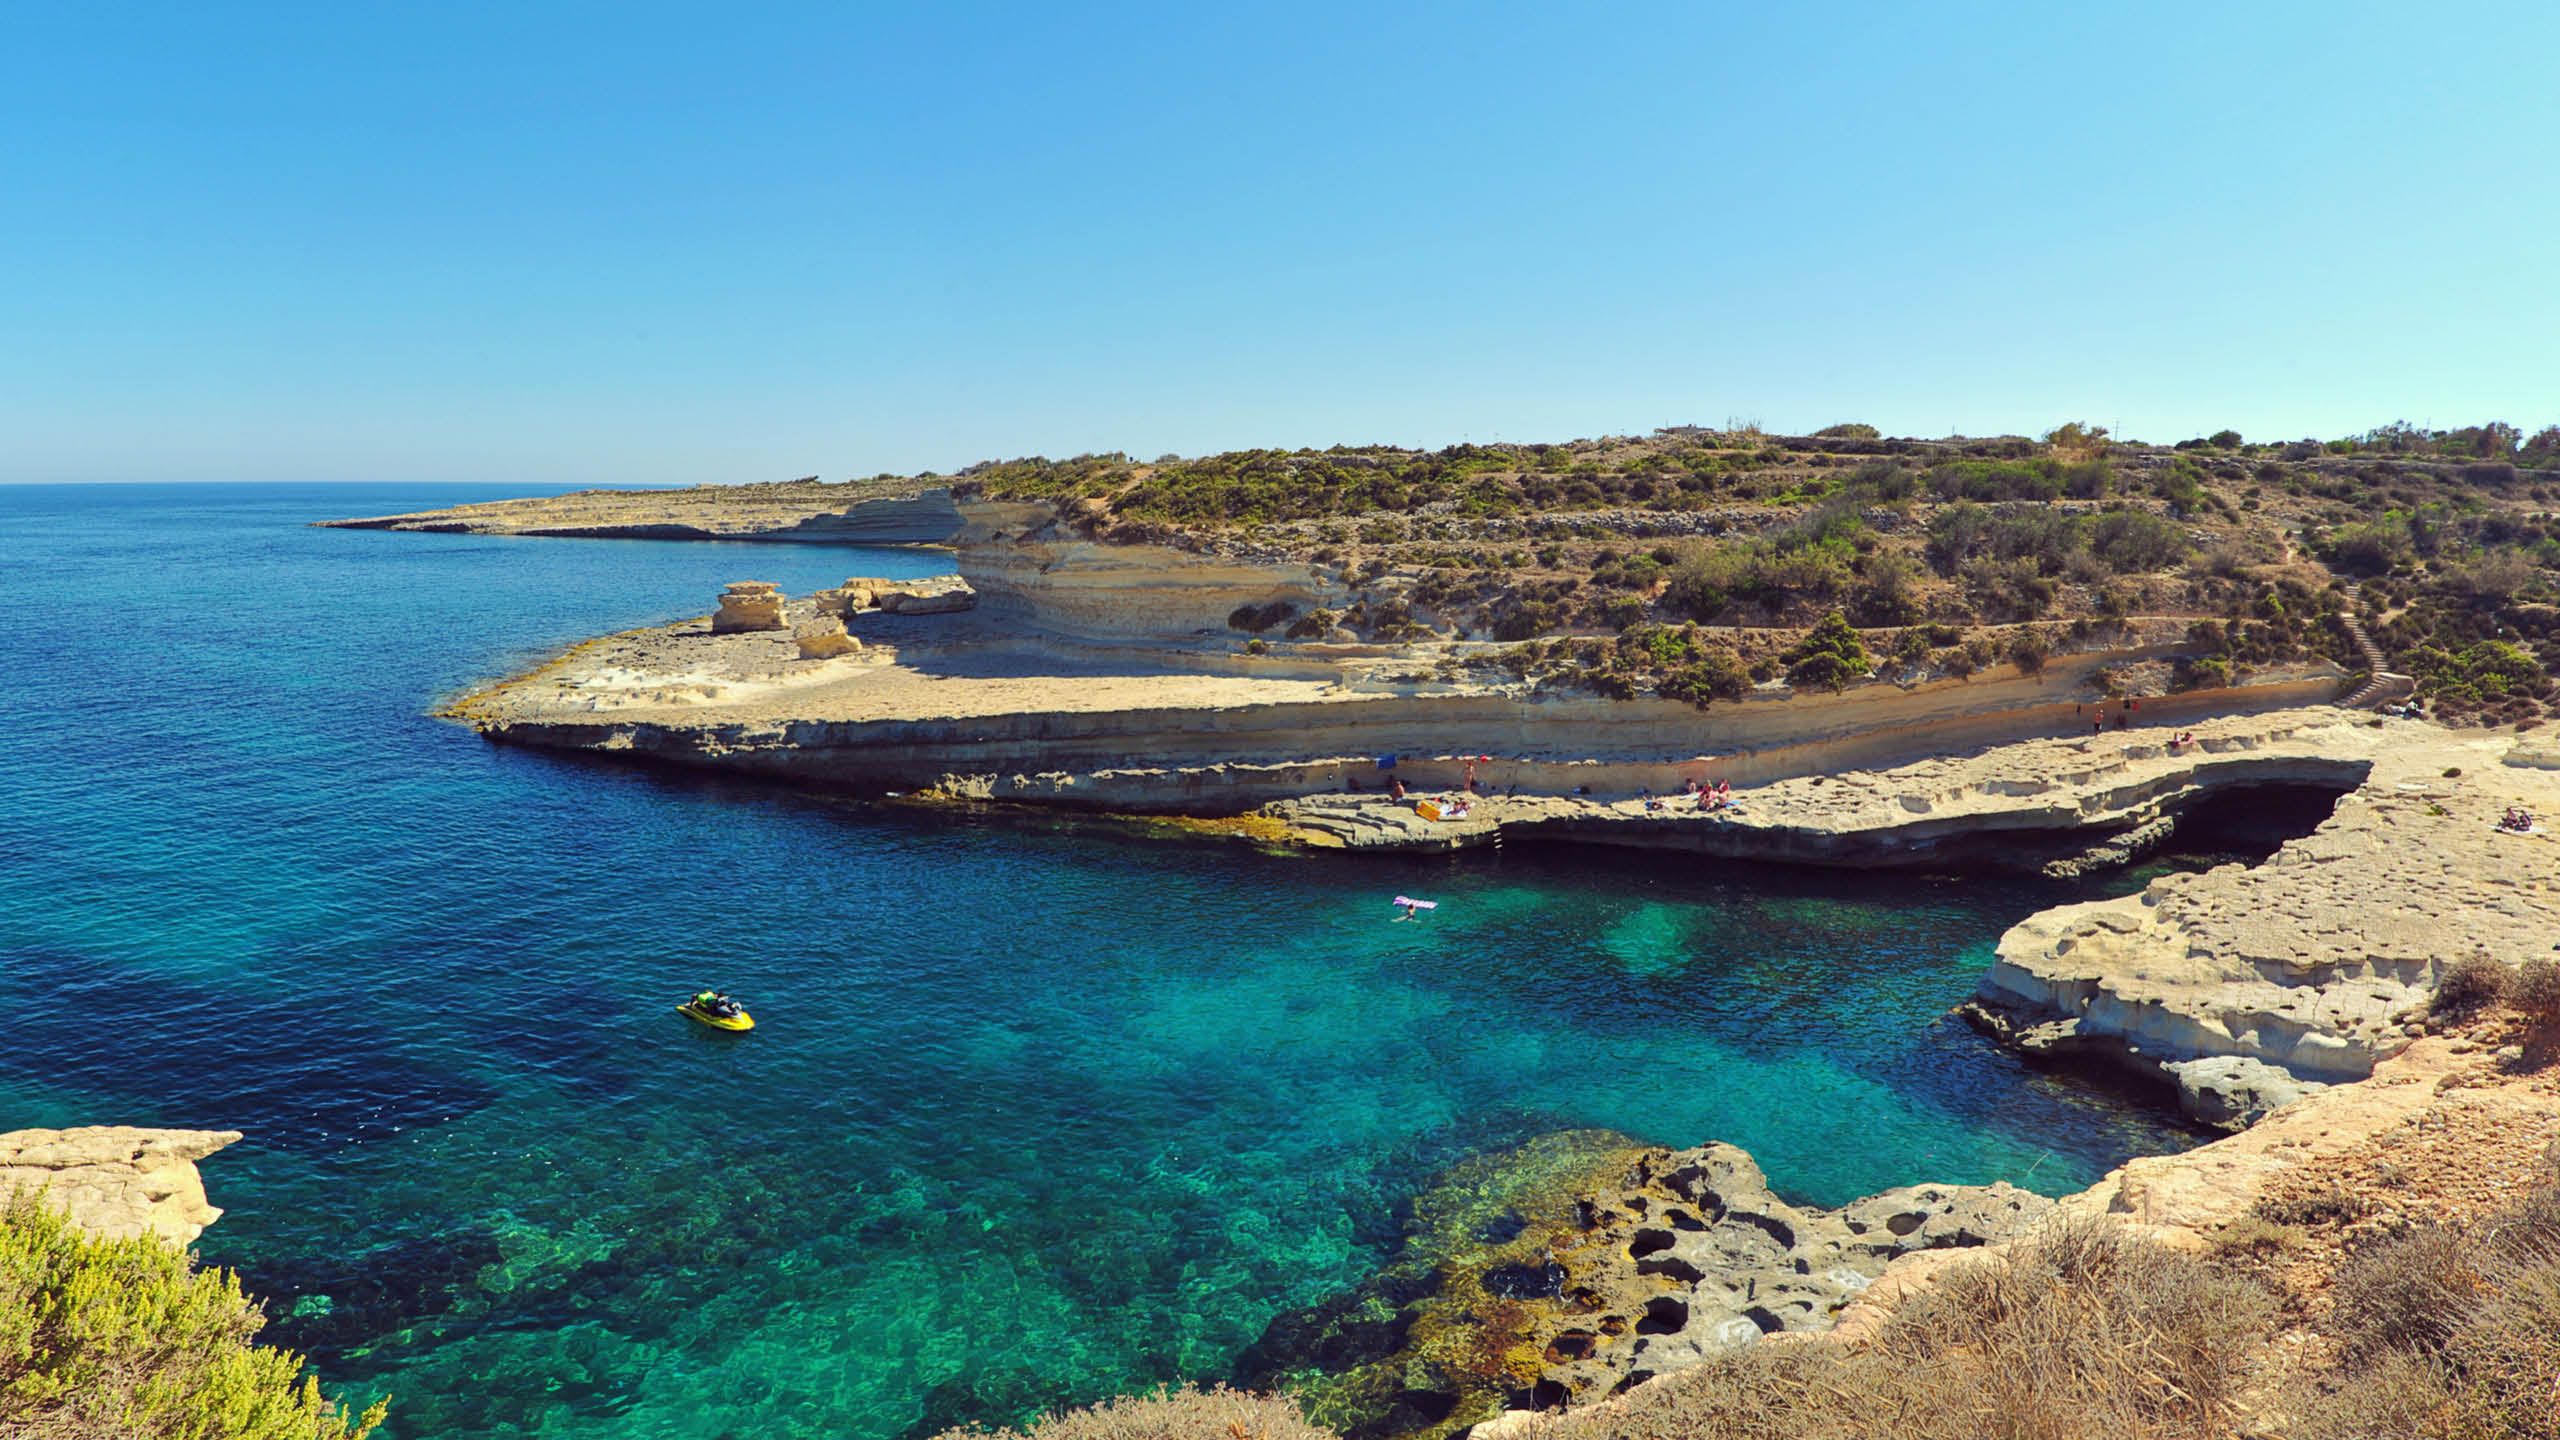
<box><xmin>678</xmin><ymin>991</ymin><xmax>754</xmax><ymax>1032</ymax></box>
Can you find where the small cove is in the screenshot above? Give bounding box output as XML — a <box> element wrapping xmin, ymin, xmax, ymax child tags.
<box><xmin>1</xmin><ymin>484</ymin><xmax>2281</xmax><ymax>1440</ymax></box>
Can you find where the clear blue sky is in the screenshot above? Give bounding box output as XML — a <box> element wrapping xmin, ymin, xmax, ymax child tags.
<box><xmin>5</xmin><ymin>1</ymin><xmax>2556</xmax><ymax>484</ymax></box>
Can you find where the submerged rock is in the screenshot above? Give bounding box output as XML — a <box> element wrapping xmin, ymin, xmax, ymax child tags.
<box><xmin>1236</xmin><ymin>1134</ymin><xmax>2053</xmax><ymax>1440</ymax></box>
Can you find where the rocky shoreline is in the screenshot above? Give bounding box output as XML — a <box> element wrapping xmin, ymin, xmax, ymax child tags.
<box><xmin>0</xmin><ymin>1125</ymin><xmax>242</xmax><ymax>1246</ymax></box>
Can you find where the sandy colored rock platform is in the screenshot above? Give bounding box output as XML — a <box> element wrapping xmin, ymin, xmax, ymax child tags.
<box><xmin>0</xmin><ymin>1125</ymin><xmax>243</xmax><ymax>1246</ymax></box>
<box><xmin>1972</xmin><ymin>719</ymin><xmax>2560</xmax><ymax>1083</ymax></box>
<box><xmin>320</xmin><ymin>479</ymin><xmax>960</xmax><ymax>543</ymax></box>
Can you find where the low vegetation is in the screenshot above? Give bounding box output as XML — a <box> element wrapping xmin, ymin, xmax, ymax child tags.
<box><xmin>944</xmin><ymin>1219</ymin><xmax>2276</xmax><ymax>1440</ymax></box>
<box><xmin>2289</xmin><ymin>1164</ymin><xmax>2560</xmax><ymax>1438</ymax></box>
<box><xmin>928</xmin><ymin>419</ymin><xmax>2559</xmax><ymax>721</ymax></box>
<box><xmin>0</xmin><ymin>1191</ymin><xmax>386</xmax><ymax>1439</ymax></box>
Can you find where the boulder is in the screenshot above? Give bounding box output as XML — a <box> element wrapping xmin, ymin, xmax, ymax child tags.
<box><xmin>794</xmin><ymin>614</ymin><xmax>863</xmax><ymax>659</ymax></box>
<box><xmin>0</xmin><ymin>1126</ymin><xmax>243</xmax><ymax>1246</ymax></box>
<box><xmin>2167</xmin><ymin>1055</ymin><xmax>2326</xmax><ymax>1131</ymax></box>
<box><xmin>878</xmin><ymin>586</ymin><xmax>976</xmax><ymax>615</ymax></box>
<box><xmin>710</xmin><ymin>581</ymin><xmax>786</xmax><ymax>633</ymax></box>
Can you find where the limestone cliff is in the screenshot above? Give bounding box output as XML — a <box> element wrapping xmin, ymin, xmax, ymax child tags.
<box><xmin>1968</xmin><ymin>727</ymin><xmax>2560</xmax><ymax>1087</ymax></box>
<box><xmin>0</xmin><ymin>1125</ymin><xmax>242</xmax><ymax>1246</ymax></box>
<box><xmin>954</xmin><ymin>500</ymin><xmax>1346</xmax><ymax>642</ymax></box>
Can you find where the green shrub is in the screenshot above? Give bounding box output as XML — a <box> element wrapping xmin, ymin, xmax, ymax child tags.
<box><xmin>1782</xmin><ymin>612</ymin><xmax>1871</xmax><ymax>692</ymax></box>
<box><xmin>1283</xmin><ymin>608</ymin><xmax>1339</xmax><ymax>640</ymax></box>
<box><xmin>0</xmin><ymin>1191</ymin><xmax>386</xmax><ymax>1438</ymax></box>
<box><xmin>2084</xmin><ymin>510</ymin><xmax>2192</xmax><ymax>572</ymax></box>
<box><xmin>1661</xmin><ymin>547</ymin><xmax>1731</xmax><ymax>622</ymax></box>
<box><xmin>1657</xmin><ymin>649</ymin><xmax>1751</xmax><ymax>709</ymax></box>
<box><xmin>2007</xmin><ymin>628</ymin><xmax>2053</xmax><ymax>675</ymax></box>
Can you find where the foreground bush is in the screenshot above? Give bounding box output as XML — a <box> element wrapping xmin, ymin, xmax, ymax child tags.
<box><xmin>2292</xmin><ymin>1169</ymin><xmax>2560</xmax><ymax>1439</ymax></box>
<box><xmin>0</xmin><ymin>1191</ymin><xmax>385</xmax><ymax>1438</ymax></box>
<box><xmin>2430</xmin><ymin>952</ymin><xmax>2510</xmax><ymax>1017</ymax></box>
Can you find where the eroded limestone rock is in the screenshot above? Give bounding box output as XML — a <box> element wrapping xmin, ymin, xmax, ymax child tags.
<box><xmin>1243</xmin><ymin>1135</ymin><xmax>2054</xmax><ymax>1440</ymax></box>
<box><xmin>2167</xmin><ymin>1055</ymin><xmax>2327</xmax><ymax>1131</ymax></box>
<box><xmin>710</xmin><ymin>581</ymin><xmax>786</xmax><ymax>633</ymax></box>
<box><xmin>794</xmin><ymin>614</ymin><xmax>863</xmax><ymax>659</ymax></box>
<box><xmin>0</xmin><ymin>1125</ymin><xmax>242</xmax><ymax>1246</ymax></box>
<box><xmin>877</xmin><ymin>584</ymin><xmax>975</xmax><ymax>615</ymax></box>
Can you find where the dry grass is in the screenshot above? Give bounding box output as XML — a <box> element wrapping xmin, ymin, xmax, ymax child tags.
<box><xmin>1516</xmin><ymin>1216</ymin><xmax>2273</xmax><ymax>1440</ymax></box>
<box><xmin>2511</xmin><ymin>957</ymin><xmax>2560</xmax><ymax>1035</ymax></box>
<box><xmin>2431</xmin><ymin>952</ymin><xmax>2512</xmax><ymax>1018</ymax></box>
<box><xmin>925</xmin><ymin>1385</ymin><xmax>1332</xmax><ymax>1440</ymax></box>
<box><xmin>2288</xmin><ymin>1166</ymin><xmax>2560</xmax><ymax>1439</ymax></box>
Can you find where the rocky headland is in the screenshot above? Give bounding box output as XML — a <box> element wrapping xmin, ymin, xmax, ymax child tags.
<box><xmin>322</xmin><ymin>478</ymin><xmax>962</xmax><ymax>544</ymax></box>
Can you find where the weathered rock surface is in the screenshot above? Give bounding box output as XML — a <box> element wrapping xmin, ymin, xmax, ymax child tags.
<box><xmin>1246</xmin><ymin>1134</ymin><xmax>2051</xmax><ymax>1439</ymax></box>
<box><xmin>876</xmin><ymin>584</ymin><xmax>975</xmax><ymax>615</ymax></box>
<box><xmin>2167</xmin><ymin>1055</ymin><xmax>2328</xmax><ymax>1131</ymax></box>
<box><xmin>793</xmin><ymin>614</ymin><xmax>862</xmax><ymax>659</ymax></box>
<box><xmin>1533</xmin><ymin>1147</ymin><xmax>2052</xmax><ymax>1402</ymax></box>
<box><xmin>0</xmin><ymin>1125</ymin><xmax>242</xmax><ymax>1246</ymax></box>
<box><xmin>956</xmin><ymin>500</ymin><xmax>1345</xmax><ymax>640</ymax></box>
<box><xmin>710</xmin><ymin>581</ymin><xmax>786</xmax><ymax>633</ymax></box>
<box><xmin>1970</xmin><ymin>721</ymin><xmax>2560</xmax><ymax>1085</ymax></box>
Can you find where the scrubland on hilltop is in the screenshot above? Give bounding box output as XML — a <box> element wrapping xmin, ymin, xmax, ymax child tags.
<box><xmin>933</xmin><ymin>420</ymin><xmax>2560</xmax><ymax>723</ymax></box>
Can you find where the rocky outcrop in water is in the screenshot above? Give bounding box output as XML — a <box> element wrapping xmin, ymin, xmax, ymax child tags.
<box><xmin>1237</xmin><ymin>1133</ymin><xmax>2051</xmax><ymax>1440</ymax></box>
<box><xmin>0</xmin><ymin>1125</ymin><xmax>241</xmax><ymax>1246</ymax></box>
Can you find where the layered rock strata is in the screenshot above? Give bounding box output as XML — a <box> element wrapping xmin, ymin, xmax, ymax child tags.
<box><xmin>1968</xmin><ymin>726</ymin><xmax>2560</xmax><ymax>1088</ymax></box>
<box><xmin>710</xmin><ymin>581</ymin><xmax>786</xmax><ymax>633</ymax></box>
<box><xmin>954</xmin><ymin>501</ymin><xmax>1343</xmax><ymax>641</ymax></box>
<box><xmin>0</xmin><ymin>1125</ymin><xmax>242</xmax><ymax>1246</ymax></box>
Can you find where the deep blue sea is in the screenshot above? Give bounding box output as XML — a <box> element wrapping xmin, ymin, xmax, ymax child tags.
<box><xmin>1</xmin><ymin>483</ymin><xmax>2208</xmax><ymax>1439</ymax></box>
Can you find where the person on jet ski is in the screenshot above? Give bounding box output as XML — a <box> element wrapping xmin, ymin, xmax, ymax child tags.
<box><xmin>691</xmin><ymin>990</ymin><xmax>741</xmax><ymax>1017</ymax></box>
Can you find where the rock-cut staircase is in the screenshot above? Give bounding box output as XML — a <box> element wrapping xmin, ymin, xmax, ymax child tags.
<box><xmin>2335</xmin><ymin>585</ymin><xmax>2409</xmax><ymax>707</ymax></box>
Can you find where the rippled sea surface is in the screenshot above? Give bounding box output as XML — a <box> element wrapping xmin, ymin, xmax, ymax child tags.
<box><xmin>0</xmin><ymin>483</ymin><xmax>2208</xmax><ymax>1439</ymax></box>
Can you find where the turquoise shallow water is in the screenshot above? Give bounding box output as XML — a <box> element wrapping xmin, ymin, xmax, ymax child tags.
<box><xmin>1</xmin><ymin>484</ymin><xmax>2208</xmax><ymax>1439</ymax></box>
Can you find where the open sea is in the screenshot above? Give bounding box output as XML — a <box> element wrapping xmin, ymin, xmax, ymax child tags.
<box><xmin>0</xmin><ymin>483</ymin><xmax>2215</xmax><ymax>1439</ymax></box>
